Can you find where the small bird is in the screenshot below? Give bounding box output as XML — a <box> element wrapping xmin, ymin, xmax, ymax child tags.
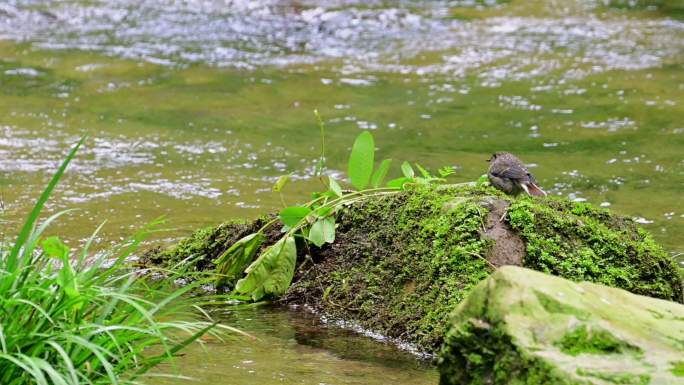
<box><xmin>487</xmin><ymin>152</ymin><xmax>546</xmax><ymax>196</ymax></box>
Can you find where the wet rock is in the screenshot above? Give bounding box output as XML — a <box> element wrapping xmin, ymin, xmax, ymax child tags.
<box><xmin>438</xmin><ymin>266</ymin><xmax>684</xmax><ymax>385</ymax></box>
<box><xmin>144</xmin><ymin>184</ymin><xmax>683</xmax><ymax>353</ymax></box>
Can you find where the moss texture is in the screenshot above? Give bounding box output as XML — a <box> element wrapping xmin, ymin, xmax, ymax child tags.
<box><xmin>143</xmin><ymin>184</ymin><xmax>683</xmax><ymax>353</ymax></box>
<box><xmin>439</xmin><ymin>266</ymin><xmax>684</xmax><ymax>385</ymax></box>
<box><xmin>555</xmin><ymin>325</ymin><xmax>642</xmax><ymax>357</ymax></box>
<box><xmin>285</xmin><ymin>184</ymin><xmax>497</xmax><ymax>351</ymax></box>
<box><xmin>140</xmin><ymin>216</ymin><xmax>270</xmax><ymax>272</ymax></box>
<box><xmin>508</xmin><ymin>198</ymin><xmax>683</xmax><ymax>301</ymax></box>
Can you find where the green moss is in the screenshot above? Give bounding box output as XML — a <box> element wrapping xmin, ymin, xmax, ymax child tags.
<box><xmin>508</xmin><ymin>197</ymin><xmax>683</xmax><ymax>302</ymax></box>
<box><xmin>140</xmin><ymin>217</ymin><xmax>268</xmax><ymax>273</ymax></box>
<box><xmin>534</xmin><ymin>291</ymin><xmax>591</xmax><ymax>320</ymax></box>
<box><xmin>146</xmin><ymin>184</ymin><xmax>683</xmax><ymax>353</ymax></box>
<box><xmin>556</xmin><ymin>325</ymin><xmax>641</xmax><ymax>356</ymax></box>
<box><xmin>438</xmin><ymin>319</ymin><xmax>574</xmax><ymax>385</ymax></box>
<box><xmin>671</xmin><ymin>361</ymin><xmax>684</xmax><ymax>377</ymax></box>
<box><xmin>576</xmin><ymin>369</ymin><xmax>649</xmax><ymax>385</ymax></box>
<box><xmin>287</xmin><ymin>184</ymin><xmax>497</xmax><ymax>351</ymax></box>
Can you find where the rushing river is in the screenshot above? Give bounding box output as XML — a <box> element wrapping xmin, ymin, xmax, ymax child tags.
<box><xmin>1</xmin><ymin>0</ymin><xmax>683</xmax><ymax>383</ymax></box>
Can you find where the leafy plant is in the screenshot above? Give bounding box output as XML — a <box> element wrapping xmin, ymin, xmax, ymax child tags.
<box><xmin>214</xmin><ymin>113</ymin><xmax>458</xmax><ymax>301</ymax></box>
<box><xmin>0</xmin><ymin>137</ymin><xmax>232</xmax><ymax>384</ymax></box>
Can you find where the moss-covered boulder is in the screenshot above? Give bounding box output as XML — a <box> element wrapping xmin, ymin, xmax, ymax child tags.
<box><xmin>141</xmin><ymin>185</ymin><xmax>683</xmax><ymax>353</ymax></box>
<box><xmin>438</xmin><ymin>266</ymin><xmax>684</xmax><ymax>385</ymax></box>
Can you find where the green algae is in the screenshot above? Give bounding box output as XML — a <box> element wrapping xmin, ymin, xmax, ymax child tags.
<box><xmin>575</xmin><ymin>370</ymin><xmax>650</xmax><ymax>385</ymax></box>
<box><xmin>672</xmin><ymin>361</ymin><xmax>684</xmax><ymax>377</ymax></box>
<box><xmin>439</xmin><ymin>266</ymin><xmax>684</xmax><ymax>385</ymax></box>
<box><xmin>508</xmin><ymin>198</ymin><xmax>683</xmax><ymax>302</ymax></box>
<box><xmin>438</xmin><ymin>320</ymin><xmax>572</xmax><ymax>385</ymax></box>
<box><xmin>556</xmin><ymin>326</ymin><xmax>641</xmax><ymax>356</ymax></box>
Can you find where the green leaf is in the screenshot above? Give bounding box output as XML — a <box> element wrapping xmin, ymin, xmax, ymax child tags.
<box><xmin>235</xmin><ymin>236</ymin><xmax>297</xmax><ymax>301</ymax></box>
<box><xmin>371</xmin><ymin>159</ymin><xmax>392</xmax><ymax>188</ymax></box>
<box><xmin>58</xmin><ymin>264</ymin><xmax>79</xmax><ymax>299</ymax></box>
<box><xmin>477</xmin><ymin>174</ymin><xmax>490</xmax><ymax>186</ymax></box>
<box><xmin>328</xmin><ymin>176</ymin><xmax>343</xmax><ymax>197</ymax></box>
<box><xmin>401</xmin><ymin>161</ymin><xmax>415</xmax><ymax>178</ymax></box>
<box><xmin>415</xmin><ymin>163</ymin><xmax>432</xmax><ymax>179</ymax></box>
<box><xmin>439</xmin><ymin>166</ymin><xmax>456</xmax><ymax>178</ymax></box>
<box><xmin>214</xmin><ymin>232</ymin><xmax>266</xmax><ymax>287</ymax></box>
<box><xmin>308</xmin><ymin>216</ymin><xmax>336</xmax><ymax>247</ymax></box>
<box><xmin>43</xmin><ymin>237</ymin><xmax>80</xmax><ymax>300</ymax></box>
<box><xmin>386</xmin><ymin>177</ymin><xmax>414</xmax><ymax>189</ymax></box>
<box><xmin>7</xmin><ymin>136</ymin><xmax>85</xmax><ymax>273</ymax></box>
<box><xmin>42</xmin><ymin>236</ymin><xmax>70</xmax><ymax>261</ymax></box>
<box><xmin>279</xmin><ymin>206</ymin><xmax>312</xmax><ymax>228</ymax></box>
<box><xmin>273</xmin><ymin>174</ymin><xmax>291</xmax><ymax>192</ymax></box>
<box><xmin>315</xmin><ymin>206</ymin><xmax>333</xmax><ymax>217</ymax></box>
<box><xmin>348</xmin><ymin>131</ymin><xmax>375</xmax><ymax>190</ymax></box>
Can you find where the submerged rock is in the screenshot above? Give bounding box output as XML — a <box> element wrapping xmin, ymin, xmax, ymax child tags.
<box><xmin>141</xmin><ymin>184</ymin><xmax>683</xmax><ymax>353</ymax></box>
<box><xmin>438</xmin><ymin>266</ymin><xmax>684</xmax><ymax>385</ymax></box>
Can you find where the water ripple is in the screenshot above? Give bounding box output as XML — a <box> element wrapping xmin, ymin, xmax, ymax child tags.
<box><xmin>0</xmin><ymin>1</ymin><xmax>682</xmax><ymax>82</ymax></box>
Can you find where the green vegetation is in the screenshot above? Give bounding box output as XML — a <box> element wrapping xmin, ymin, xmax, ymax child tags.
<box><xmin>438</xmin><ymin>319</ymin><xmax>567</xmax><ymax>385</ymax></box>
<box><xmin>508</xmin><ymin>198</ymin><xmax>683</xmax><ymax>301</ymax></box>
<box><xmin>214</xmin><ymin>115</ymin><xmax>457</xmax><ymax>301</ymax></box>
<box><xmin>556</xmin><ymin>326</ymin><xmax>641</xmax><ymax>356</ymax></box>
<box><xmin>146</xmin><ymin>175</ymin><xmax>682</xmax><ymax>353</ymax></box>
<box><xmin>439</xmin><ymin>266</ymin><xmax>684</xmax><ymax>385</ymax></box>
<box><xmin>143</xmin><ymin>118</ymin><xmax>682</xmax><ymax>353</ymax></box>
<box><xmin>0</xmin><ymin>138</ymin><xmax>225</xmax><ymax>384</ymax></box>
<box><xmin>672</xmin><ymin>361</ymin><xmax>684</xmax><ymax>377</ymax></box>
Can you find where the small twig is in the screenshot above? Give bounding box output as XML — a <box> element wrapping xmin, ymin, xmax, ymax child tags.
<box><xmin>467</xmin><ymin>251</ymin><xmax>497</xmax><ymax>270</ymax></box>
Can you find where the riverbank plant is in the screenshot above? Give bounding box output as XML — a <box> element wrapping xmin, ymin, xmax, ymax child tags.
<box><xmin>215</xmin><ymin>112</ymin><xmax>457</xmax><ymax>301</ymax></box>
<box><xmin>0</xmin><ymin>138</ymin><xmax>225</xmax><ymax>384</ymax></box>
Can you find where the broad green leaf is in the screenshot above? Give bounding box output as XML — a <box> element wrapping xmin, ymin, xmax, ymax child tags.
<box><xmin>42</xmin><ymin>236</ymin><xmax>70</xmax><ymax>261</ymax></box>
<box><xmin>58</xmin><ymin>264</ymin><xmax>79</xmax><ymax>299</ymax></box>
<box><xmin>371</xmin><ymin>159</ymin><xmax>392</xmax><ymax>188</ymax></box>
<box><xmin>235</xmin><ymin>236</ymin><xmax>297</xmax><ymax>301</ymax></box>
<box><xmin>308</xmin><ymin>216</ymin><xmax>336</xmax><ymax>247</ymax></box>
<box><xmin>328</xmin><ymin>176</ymin><xmax>343</xmax><ymax>197</ymax></box>
<box><xmin>401</xmin><ymin>161</ymin><xmax>415</xmax><ymax>178</ymax></box>
<box><xmin>273</xmin><ymin>174</ymin><xmax>291</xmax><ymax>192</ymax></box>
<box><xmin>347</xmin><ymin>131</ymin><xmax>375</xmax><ymax>190</ymax></box>
<box><xmin>279</xmin><ymin>206</ymin><xmax>312</xmax><ymax>228</ymax></box>
<box><xmin>315</xmin><ymin>206</ymin><xmax>333</xmax><ymax>217</ymax></box>
<box><xmin>214</xmin><ymin>232</ymin><xmax>266</xmax><ymax>287</ymax></box>
<box><xmin>386</xmin><ymin>177</ymin><xmax>414</xmax><ymax>189</ymax></box>
<box><xmin>44</xmin><ymin>236</ymin><xmax>80</xmax><ymax>300</ymax></box>
<box><xmin>415</xmin><ymin>163</ymin><xmax>432</xmax><ymax>179</ymax></box>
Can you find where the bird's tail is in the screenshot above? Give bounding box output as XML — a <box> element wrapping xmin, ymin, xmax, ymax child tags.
<box><xmin>520</xmin><ymin>182</ymin><xmax>547</xmax><ymax>196</ymax></box>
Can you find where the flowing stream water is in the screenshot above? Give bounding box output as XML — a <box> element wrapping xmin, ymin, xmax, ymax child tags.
<box><xmin>1</xmin><ymin>0</ymin><xmax>683</xmax><ymax>383</ymax></box>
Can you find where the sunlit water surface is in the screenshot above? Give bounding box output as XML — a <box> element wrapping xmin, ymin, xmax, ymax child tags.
<box><xmin>1</xmin><ymin>0</ymin><xmax>683</xmax><ymax>383</ymax></box>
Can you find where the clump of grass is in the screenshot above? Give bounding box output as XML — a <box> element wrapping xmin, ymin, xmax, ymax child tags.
<box><xmin>0</xmin><ymin>137</ymin><xmax>227</xmax><ymax>384</ymax></box>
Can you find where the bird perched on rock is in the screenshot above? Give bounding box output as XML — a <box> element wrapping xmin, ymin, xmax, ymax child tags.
<box><xmin>487</xmin><ymin>152</ymin><xmax>546</xmax><ymax>196</ymax></box>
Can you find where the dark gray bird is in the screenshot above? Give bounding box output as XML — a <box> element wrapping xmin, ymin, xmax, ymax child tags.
<box><xmin>487</xmin><ymin>152</ymin><xmax>546</xmax><ymax>196</ymax></box>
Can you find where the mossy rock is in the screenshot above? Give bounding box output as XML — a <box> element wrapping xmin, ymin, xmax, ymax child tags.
<box><xmin>141</xmin><ymin>184</ymin><xmax>683</xmax><ymax>353</ymax></box>
<box><xmin>438</xmin><ymin>266</ymin><xmax>684</xmax><ymax>385</ymax></box>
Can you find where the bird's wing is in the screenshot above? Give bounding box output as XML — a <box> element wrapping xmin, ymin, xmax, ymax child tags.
<box><xmin>491</xmin><ymin>165</ymin><xmax>529</xmax><ymax>181</ymax></box>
